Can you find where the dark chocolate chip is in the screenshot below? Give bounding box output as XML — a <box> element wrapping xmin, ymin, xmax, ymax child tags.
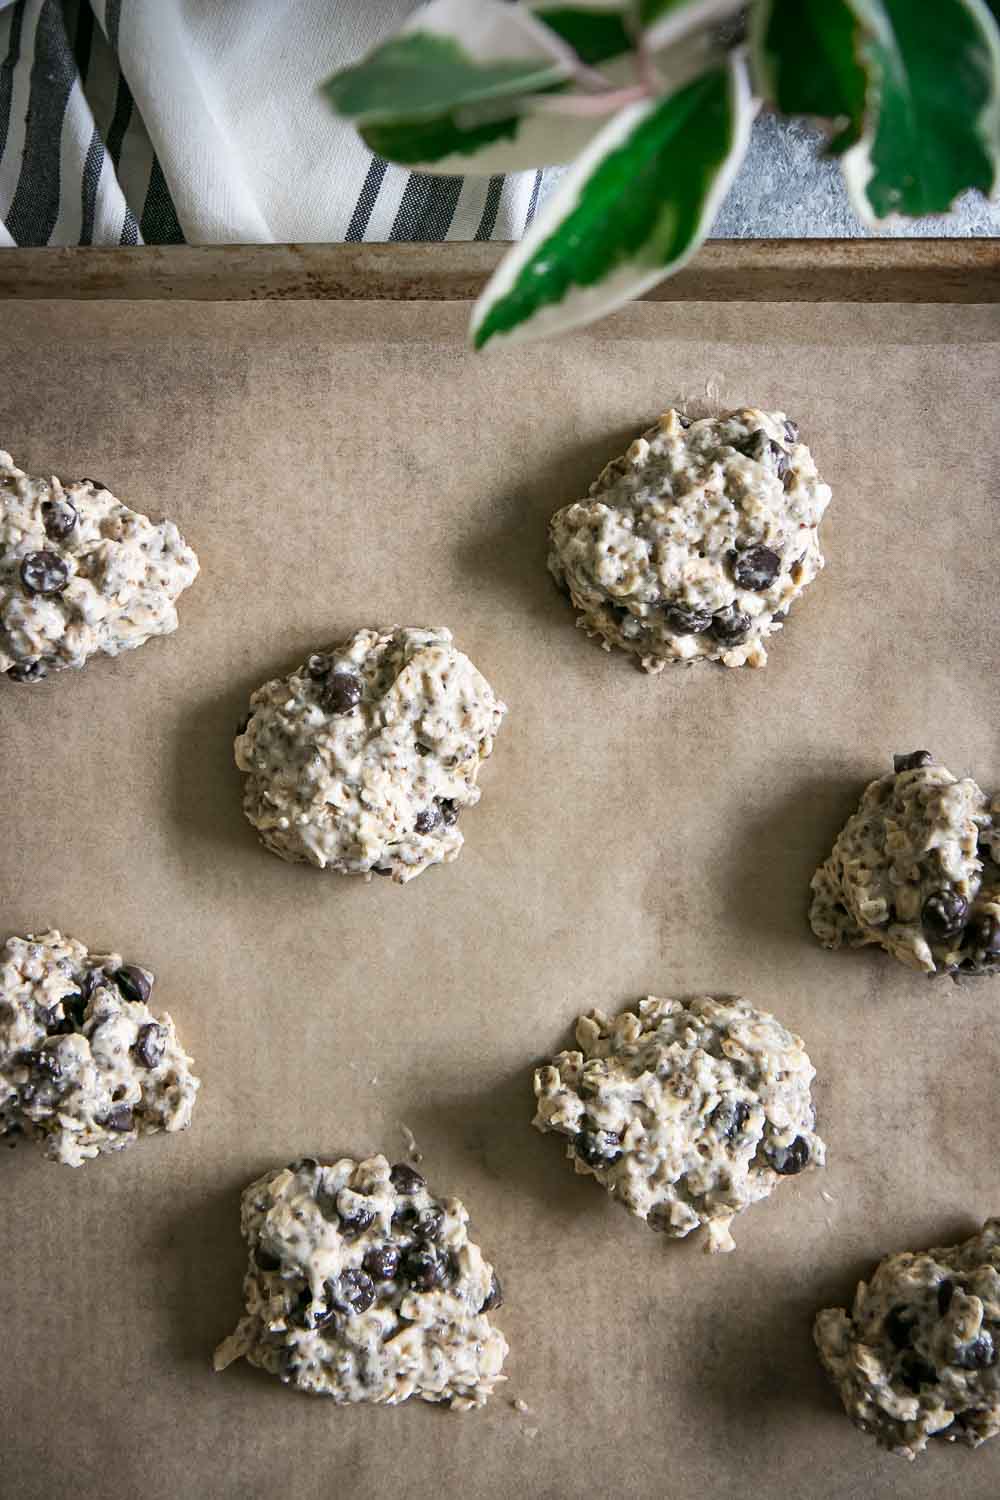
<box><xmin>968</xmin><ymin>913</ymin><xmax>1000</xmax><ymax>955</ymax></box>
<box><xmin>480</xmin><ymin>1271</ymin><xmax>503</xmax><ymax>1313</ymax></box>
<box><xmin>362</xmin><ymin>1244</ymin><xmax>400</xmax><ymax>1282</ymax></box>
<box><xmin>709</xmin><ymin>605</ymin><xmax>751</xmax><ymax>647</ymax></box>
<box><xmin>372</xmin><ymin>865</ymin><xmax>392</xmax><ymax>877</ymax></box>
<box><xmin>921</xmin><ymin>890</ymin><xmax>969</xmax><ymax>940</ymax></box>
<box><xmin>438</xmin><ymin>799</ymin><xmax>460</xmax><ymax>828</ymax></box>
<box><xmin>390</xmin><ymin>1162</ymin><xmax>425</xmax><ymax>1194</ymax></box>
<box><xmin>663</xmin><ymin>603</ymin><xmax>713</xmax><ymax>635</ymax></box>
<box><xmin>254</xmin><ymin>1246</ymin><xmax>282</xmax><ymax>1272</ymax></box>
<box><xmin>20</xmin><ymin>551</ymin><xmax>69</xmax><ymax>597</ymax></box>
<box><xmin>331</xmin><ymin>1268</ymin><xmax>376</xmax><ymax>1315</ymax></box>
<box><xmin>402</xmin><ymin>1247</ymin><xmax>446</xmax><ymax>1291</ymax></box>
<box><xmin>306</xmin><ymin>654</ymin><xmax>330</xmax><ymax>680</ymax></box>
<box><xmin>114</xmin><ymin>965</ymin><xmax>151</xmax><ymax>1004</ymax></box>
<box><xmin>80</xmin><ymin>967</ymin><xmax>106</xmax><ymax>1000</ymax></box>
<box><xmin>713</xmin><ymin>1098</ymin><xmax>751</xmax><ymax>1141</ymax></box>
<box><xmin>414</xmin><ymin>806</ymin><xmax>441</xmax><ymax>835</ymax></box>
<box><xmin>953</xmin><ymin>1332</ymin><xmax>996</xmax><ymax>1370</ymax></box>
<box><xmin>900</xmin><ymin>1354</ymin><xmax>937</xmax><ymax>1393</ymax></box>
<box><xmin>289</xmin><ymin>1287</ymin><xmax>315</xmax><ymax>1328</ymax></box>
<box><xmin>416</xmin><ymin>1207</ymin><xmax>444</xmax><ymax>1241</ymax></box>
<box><xmin>783</xmin><ymin>419</ymin><xmax>800</xmax><ymax>444</ymax></box>
<box><xmin>323</xmin><ymin>673</ymin><xmax>362</xmax><ymax>715</ymax></box>
<box><xmin>102</xmin><ymin>1103</ymin><xmax>134</xmax><ymax>1133</ymax></box>
<box><xmin>766</xmin><ymin>1136</ymin><xmax>810</xmax><ymax>1175</ymax></box>
<box><xmin>24</xmin><ymin>1048</ymin><xmax>63</xmax><ymax>1080</ymax></box>
<box><xmin>736</xmin><ymin>429</ymin><xmax>790</xmax><ymax>477</ymax></box>
<box><xmin>41</xmin><ymin>498</ymin><xmax>78</xmax><ymax>541</ymax></box>
<box><xmin>54</xmin><ymin>993</ymin><xmax>87</xmax><ymax>1032</ymax></box>
<box><xmin>81</xmin><ymin>479</ymin><xmax>107</xmax><ymax>491</ymax></box>
<box><xmin>392</xmin><ymin>1204</ymin><xmax>419</xmax><ymax>1232</ymax></box>
<box><xmin>677</xmin><ymin>414</ymin><xmax>692</xmax><ymax>429</ymax></box>
<box><xmin>6</xmin><ymin>660</ymin><xmax>47</xmax><ymax>683</ymax></box>
<box><xmin>574</xmin><ymin>1121</ymin><xmax>622</xmax><ymax>1170</ymax></box>
<box><xmin>937</xmin><ymin>1279</ymin><xmax>955</xmax><ymax>1315</ymax></box>
<box><xmin>289</xmin><ymin>1156</ymin><xmax>321</xmax><ymax>1174</ymax></box>
<box><xmin>133</xmin><ymin>1023</ymin><xmax>165</xmax><ymax>1069</ymax></box>
<box><xmin>731</xmin><ymin>544</ymin><xmax>781</xmax><ymax>592</ymax></box>
<box><xmin>338</xmin><ymin>1204</ymin><xmax>376</xmax><ymax>1239</ymax></box>
<box><xmin>893</xmin><ymin>751</ymin><xmax>933</xmax><ymax>774</ymax></box>
<box><xmin>885</xmin><ymin>1306</ymin><xmax>915</xmax><ymax>1349</ymax></box>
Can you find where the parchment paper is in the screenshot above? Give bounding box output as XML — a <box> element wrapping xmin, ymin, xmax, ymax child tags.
<box><xmin>1</xmin><ymin>294</ymin><xmax>999</xmax><ymax>1500</ymax></box>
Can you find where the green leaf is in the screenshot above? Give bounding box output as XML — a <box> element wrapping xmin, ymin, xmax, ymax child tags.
<box><xmin>530</xmin><ymin>5</ymin><xmax>633</xmax><ymax>64</ymax></box>
<box><xmin>471</xmin><ymin>55</ymin><xmax>754</xmax><ymax>349</ymax></box>
<box><xmin>751</xmin><ymin>0</ymin><xmax>868</xmax><ymax>152</ymax></box>
<box><xmin>843</xmin><ymin>0</ymin><xmax>1000</xmax><ymax>220</ymax></box>
<box><xmin>323</xmin><ymin>32</ymin><xmax>560</xmax><ymax>126</ymax></box>
<box><xmin>360</xmin><ymin>104</ymin><xmax>606</xmax><ymax>174</ymax></box>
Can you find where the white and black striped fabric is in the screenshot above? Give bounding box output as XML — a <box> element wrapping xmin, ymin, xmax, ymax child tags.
<box><xmin>0</xmin><ymin>0</ymin><xmax>549</xmax><ymax>247</ymax></box>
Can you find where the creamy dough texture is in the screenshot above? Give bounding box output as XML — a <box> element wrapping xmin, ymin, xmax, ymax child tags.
<box><xmin>0</xmin><ymin>931</ymin><xmax>199</xmax><ymax>1166</ymax></box>
<box><xmin>533</xmin><ymin>995</ymin><xmax>825</xmax><ymax>1253</ymax></box>
<box><xmin>235</xmin><ymin>626</ymin><xmax>506</xmax><ymax>882</ymax></box>
<box><xmin>214</xmin><ymin>1155</ymin><xmax>507</xmax><ymax>1410</ymax></box>
<box><xmin>815</xmin><ymin>1220</ymin><xmax>1000</xmax><ymax>1459</ymax></box>
<box><xmin>0</xmin><ymin>451</ymin><xmax>198</xmax><ymax>682</ymax></box>
<box><xmin>548</xmin><ymin>407</ymin><xmax>831</xmax><ymax>670</ymax></box>
<box><xmin>810</xmin><ymin>752</ymin><xmax>1000</xmax><ymax>977</ymax></box>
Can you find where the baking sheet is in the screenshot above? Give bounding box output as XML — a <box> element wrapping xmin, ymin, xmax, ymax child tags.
<box><xmin>1</xmin><ymin>291</ymin><xmax>999</xmax><ymax>1500</ymax></box>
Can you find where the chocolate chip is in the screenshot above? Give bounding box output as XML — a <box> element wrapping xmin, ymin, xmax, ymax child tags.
<box><xmin>331</xmin><ymin>1268</ymin><xmax>376</xmax><ymax>1315</ymax></box>
<box><xmin>938</xmin><ymin>1280</ymin><xmax>955</xmax><ymax>1315</ymax></box>
<box><xmin>900</xmin><ymin>1354</ymin><xmax>937</xmax><ymax>1393</ymax></box>
<box><xmin>574</xmin><ymin>1121</ymin><xmax>622</xmax><ymax>1169</ymax></box>
<box><xmin>254</xmin><ymin>1246</ymin><xmax>282</xmax><ymax>1272</ymax></box>
<box><xmin>766</xmin><ymin>1136</ymin><xmax>810</xmax><ymax>1175</ymax></box>
<box><xmin>41</xmin><ymin>498</ymin><xmax>78</xmax><ymax>541</ymax></box>
<box><xmin>338</xmin><ymin>1204</ymin><xmax>376</xmax><ymax>1239</ymax></box>
<box><xmin>390</xmin><ymin>1162</ymin><xmax>425</xmax><ymax>1194</ymax></box>
<box><xmin>20</xmin><ymin>551</ymin><xmax>69</xmax><ymax>597</ymax></box>
<box><xmin>102</xmin><ymin>1103</ymin><xmax>134</xmax><ymax>1133</ymax></box>
<box><xmin>323</xmin><ymin>673</ymin><xmax>361</xmax><ymax>715</ymax></box>
<box><xmin>289</xmin><ymin>1156</ymin><xmax>320</xmax><ymax>1174</ymax></box>
<box><xmin>414</xmin><ymin>806</ymin><xmax>441</xmax><ymax>835</ymax></box>
<box><xmin>438</xmin><ymin>799</ymin><xmax>460</xmax><ymax>827</ymax></box>
<box><xmin>886</xmin><ymin>1306</ymin><xmax>915</xmax><ymax>1348</ymax></box>
<box><xmin>709</xmin><ymin>605</ymin><xmax>751</xmax><ymax>647</ymax></box>
<box><xmin>53</xmin><ymin>993</ymin><xmax>87</xmax><ymax>1032</ymax></box>
<box><xmin>289</xmin><ymin>1287</ymin><xmax>315</xmax><ymax>1328</ymax></box>
<box><xmin>416</xmin><ymin>1207</ymin><xmax>444</xmax><ymax>1241</ymax></box>
<box><xmin>893</xmin><ymin>751</ymin><xmax>933</xmax><ymax>774</ymax></box>
<box><xmin>6</xmin><ymin>660</ymin><xmax>47</xmax><ymax>683</ymax></box>
<box><xmin>372</xmin><ymin>865</ymin><xmax>392</xmax><ymax>877</ymax></box>
<box><xmin>24</xmin><ymin>1048</ymin><xmax>62</xmax><ymax>1080</ymax></box>
<box><xmin>114</xmin><ymin>965</ymin><xmax>151</xmax><ymax>1004</ymax></box>
<box><xmin>731</xmin><ymin>545</ymin><xmax>781</xmax><ymax>592</ymax></box>
<box><xmin>480</xmin><ymin>1271</ymin><xmax>503</xmax><ymax>1312</ymax></box>
<box><xmin>663</xmin><ymin>603</ymin><xmax>713</xmax><ymax>635</ymax></box>
<box><xmin>81</xmin><ymin>478</ymin><xmax>107</xmax><ymax>491</ymax></box>
<box><xmin>968</xmin><ymin>913</ymin><xmax>1000</xmax><ymax>955</ymax></box>
<box><xmin>953</xmin><ymin>1332</ymin><xmax>996</xmax><ymax>1370</ymax></box>
<box><xmin>362</xmin><ymin>1244</ymin><xmax>400</xmax><ymax>1282</ymax></box>
<box><xmin>677</xmin><ymin>414</ymin><xmax>692</xmax><ymax>429</ymax></box>
<box><xmin>783</xmin><ymin>419</ymin><xmax>800</xmax><ymax>444</ymax></box>
<box><xmin>80</xmin><ymin>967</ymin><xmax>106</xmax><ymax>1000</ymax></box>
<box><xmin>736</xmin><ymin>429</ymin><xmax>790</xmax><ymax>477</ymax></box>
<box><xmin>402</xmin><ymin>1247</ymin><xmax>446</xmax><ymax>1291</ymax></box>
<box><xmin>714</xmin><ymin>1099</ymin><xmax>751</xmax><ymax>1141</ymax></box>
<box><xmin>392</xmin><ymin>1204</ymin><xmax>419</xmax><ymax>1232</ymax></box>
<box><xmin>306</xmin><ymin>654</ymin><xmax>330</xmax><ymax>680</ymax></box>
<box><xmin>133</xmin><ymin>1023</ymin><xmax>165</xmax><ymax>1069</ymax></box>
<box><xmin>922</xmin><ymin>890</ymin><xmax>969</xmax><ymax>940</ymax></box>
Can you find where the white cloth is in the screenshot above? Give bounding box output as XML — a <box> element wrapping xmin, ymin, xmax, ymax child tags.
<box><xmin>0</xmin><ymin>0</ymin><xmax>547</xmax><ymax>245</ymax></box>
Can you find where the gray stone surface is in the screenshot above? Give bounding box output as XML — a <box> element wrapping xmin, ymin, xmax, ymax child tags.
<box><xmin>539</xmin><ymin>114</ymin><xmax>1000</xmax><ymax>238</ymax></box>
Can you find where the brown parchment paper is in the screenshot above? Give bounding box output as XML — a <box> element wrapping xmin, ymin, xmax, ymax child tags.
<box><xmin>1</xmin><ymin>292</ymin><xmax>999</xmax><ymax>1500</ymax></box>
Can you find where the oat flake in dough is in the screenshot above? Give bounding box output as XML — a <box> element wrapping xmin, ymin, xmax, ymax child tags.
<box><xmin>810</xmin><ymin>751</ymin><xmax>1000</xmax><ymax>978</ymax></box>
<box><xmin>235</xmin><ymin>626</ymin><xmax>506</xmax><ymax>882</ymax></box>
<box><xmin>815</xmin><ymin>1220</ymin><xmax>1000</xmax><ymax>1459</ymax></box>
<box><xmin>0</xmin><ymin>451</ymin><xmax>198</xmax><ymax>682</ymax></box>
<box><xmin>0</xmin><ymin>931</ymin><xmax>199</xmax><ymax>1166</ymax></box>
<box><xmin>213</xmin><ymin>1155</ymin><xmax>507</xmax><ymax>1410</ymax></box>
<box><xmin>533</xmin><ymin>995</ymin><xmax>826</xmax><ymax>1253</ymax></box>
<box><xmin>548</xmin><ymin>407</ymin><xmax>831</xmax><ymax>670</ymax></box>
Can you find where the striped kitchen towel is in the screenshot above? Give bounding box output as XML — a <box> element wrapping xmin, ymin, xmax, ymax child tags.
<box><xmin>0</xmin><ymin>0</ymin><xmax>549</xmax><ymax>247</ymax></box>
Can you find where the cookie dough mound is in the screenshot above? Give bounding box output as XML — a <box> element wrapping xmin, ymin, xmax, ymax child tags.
<box><xmin>0</xmin><ymin>452</ymin><xmax>199</xmax><ymax>683</ymax></box>
<box><xmin>0</xmin><ymin>931</ymin><xmax>199</xmax><ymax>1166</ymax></box>
<box><xmin>213</xmin><ymin>1155</ymin><xmax>507</xmax><ymax>1410</ymax></box>
<box><xmin>235</xmin><ymin>626</ymin><xmax>506</xmax><ymax>882</ymax></box>
<box><xmin>548</xmin><ymin>408</ymin><xmax>831</xmax><ymax>670</ymax></box>
<box><xmin>533</xmin><ymin>995</ymin><xmax>825</xmax><ymax>1253</ymax></box>
<box><xmin>810</xmin><ymin>751</ymin><xmax>1000</xmax><ymax>978</ymax></box>
<box><xmin>815</xmin><ymin>1220</ymin><xmax>1000</xmax><ymax>1459</ymax></box>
